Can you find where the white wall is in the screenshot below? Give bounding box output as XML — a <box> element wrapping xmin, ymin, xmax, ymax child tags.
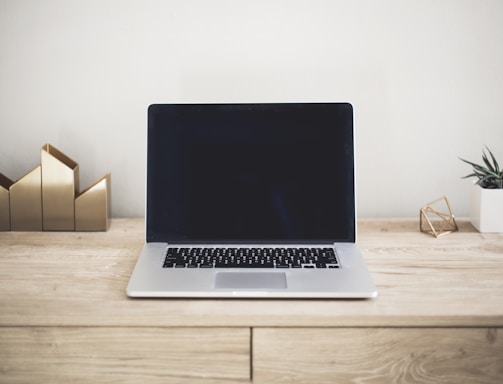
<box><xmin>1</xmin><ymin>0</ymin><xmax>502</xmax><ymax>218</ymax></box>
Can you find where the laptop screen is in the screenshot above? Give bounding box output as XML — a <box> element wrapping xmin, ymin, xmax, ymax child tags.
<box><xmin>146</xmin><ymin>103</ymin><xmax>355</xmax><ymax>243</ymax></box>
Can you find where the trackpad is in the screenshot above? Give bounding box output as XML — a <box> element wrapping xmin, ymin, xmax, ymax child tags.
<box><xmin>215</xmin><ymin>272</ymin><xmax>287</xmax><ymax>289</ymax></box>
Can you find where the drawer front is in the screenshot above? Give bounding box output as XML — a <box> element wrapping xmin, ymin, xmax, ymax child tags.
<box><xmin>0</xmin><ymin>327</ymin><xmax>250</xmax><ymax>383</ymax></box>
<box><xmin>253</xmin><ymin>327</ymin><xmax>503</xmax><ymax>384</ymax></box>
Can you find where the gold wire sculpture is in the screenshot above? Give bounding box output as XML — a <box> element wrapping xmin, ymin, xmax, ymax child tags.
<box><xmin>420</xmin><ymin>196</ymin><xmax>458</xmax><ymax>238</ymax></box>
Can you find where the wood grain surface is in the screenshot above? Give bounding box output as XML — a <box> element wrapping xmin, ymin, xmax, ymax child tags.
<box><xmin>253</xmin><ymin>327</ymin><xmax>503</xmax><ymax>384</ymax></box>
<box><xmin>1</xmin><ymin>218</ymin><xmax>502</xmax><ymax>328</ymax></box>
<box><xmin>1</xmin><ymin>218</ymin><xmax>503</xmax><ymax>383</ymax></box>
<box><xmin>0</xmin><ymin>327</ymin><xmax>250</xmax><ymax>383</ymax></box>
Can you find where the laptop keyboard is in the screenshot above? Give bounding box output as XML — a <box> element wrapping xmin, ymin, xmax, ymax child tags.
<box><xmin>162</xmin><ymin>247</ymin><xmax>339</xmax><ymax>269</ymax></box>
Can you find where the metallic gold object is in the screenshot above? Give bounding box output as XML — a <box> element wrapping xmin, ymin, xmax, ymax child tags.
<box><xmin>0</xmin><ymin>173</ymin><xmax>13</xmax><ymax>231</ymax></box>
<box><xmin>41</xmin><ymin>144</ymin><xmax>79</xmax><ymax>231</ymax></box>
<box><xmin>75</xmin><ymin>173</ymin><xmax>111</xmax><ymax>231</ymax></box>
<box><xmin>420</xmin><ymin>196</ymin><xmax>458</xmax><ymax>238</ymax></box>
<box><xmin>9</xmin><ymin>166</ymin><xmax>43</xmax><ymax>231</ymax></box>
<box><xmin>1</xmin><ymin>144</ymin><xmax>110</xmax><ymax>231</ymax></box>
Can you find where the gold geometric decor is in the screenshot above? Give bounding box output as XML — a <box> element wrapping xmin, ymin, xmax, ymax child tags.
<box><xmin>75</xmin><ymin>173</ymin><xmax>111</xmax><ymax>231</ymax></box>
<box><xmin>41</xmin><ymin>144</ymin><xmax>79</xmax><ymax>230</ymax></box>
<box><xmin>9</xmin><ymin>166</ymin><xmax>43</xmax><ymax>231</ymax></box>
<box><xmin>0</xmin><ymin>173</ymin><xmax>13</xmax><ymax>231</ymax></box>
<box><xmin>420</xmin><ymin>196</ymin><xmax>458</xmax><ymax>238</ymax></box>
<box><xmin>0</xmin><ymin>144</ymin><xmax>111</xmax><ymax>231</ymax></box>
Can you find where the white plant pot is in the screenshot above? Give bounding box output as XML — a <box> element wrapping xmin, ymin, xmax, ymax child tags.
<box><xmin>470</xmin><ymin>183</ymin><xmax>503</xmax><ymax>233</ymax></box>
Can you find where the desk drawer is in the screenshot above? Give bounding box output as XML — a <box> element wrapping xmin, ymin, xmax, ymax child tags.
<box><xmin>0</xmin><ymin>327</ymin><xmax>250</xmax><ymax>383</ymax></box>
<box><xmin>253</xmin><ymin>328</ymin><xmax>503</xmax><ymax>384</ymax></box>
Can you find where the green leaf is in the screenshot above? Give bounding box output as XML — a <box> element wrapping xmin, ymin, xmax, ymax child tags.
<box><xmin>485</xmin><ymin>146</ymin><xmax>500</xmax><ymax>174</ymax></box>
<box><xmin>459</xmin><ymin>147</ymin><xmax>502</xmax><ymax>189</ymax></box>
<box><xmin>482</xmin><ymin>152</ymin><xmax>495</xmax><ymax>172</ymax></box>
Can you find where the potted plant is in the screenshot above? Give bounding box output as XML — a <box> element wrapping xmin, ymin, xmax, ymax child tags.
<box><xmin>460</xmin><ymin>146</ymin><xmax>503</xmax><ymax>233</ymax></box>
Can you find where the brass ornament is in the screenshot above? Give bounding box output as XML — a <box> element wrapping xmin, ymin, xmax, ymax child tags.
<box><xmin>1</xmin><ymin>144</ymin><xmax>110</xmax><ymax>231</ymax></box>
<box><xmin>420</xmin><ymin>196</ymin><xmax>458</xmax><ymax>238</ymax></box>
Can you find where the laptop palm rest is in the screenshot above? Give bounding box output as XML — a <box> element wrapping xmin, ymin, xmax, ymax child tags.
<box><xmin>215</xmin><ymin>272</ymin><xmax>287</xmax><ymax>289</ymax></box>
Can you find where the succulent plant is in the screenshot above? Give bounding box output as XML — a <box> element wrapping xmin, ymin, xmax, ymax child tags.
<box><xmin>460</xmin><ymin>146</ymin><xmax>503</xmax><ymax>189</ymax></box>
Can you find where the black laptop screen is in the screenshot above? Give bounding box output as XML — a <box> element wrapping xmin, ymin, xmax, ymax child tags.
<box><xmin>146</xmin><ymin>103</ymin><xmax>355</xmax><ymax>243</ymax></box>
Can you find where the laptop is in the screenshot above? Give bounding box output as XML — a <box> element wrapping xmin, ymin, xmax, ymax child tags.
<box><xmin>126</xmin><ymin>103</ymin><xmax>377</xmax><ymax>298</ymax></box>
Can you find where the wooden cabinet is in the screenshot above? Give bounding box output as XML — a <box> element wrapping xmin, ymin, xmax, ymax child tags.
<box><xmin>253</xmin><ymin>328</ymin><xmax>503</xmax><ymax>384</ymax></box>
<box><xmin>0</xmin><ymin>327</ymin><xmax>250</xmax><ymax>383</ymax></box>
<box><xmin>1</xmin><ymin>218</ymin><xmax>502</xmax><ymax>383</ymax></box>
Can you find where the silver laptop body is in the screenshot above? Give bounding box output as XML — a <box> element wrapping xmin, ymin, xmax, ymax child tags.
<box><xmin>127</xmin><ymin>103</ymin><xmax>377</xmax><ymax>298</ymax></box>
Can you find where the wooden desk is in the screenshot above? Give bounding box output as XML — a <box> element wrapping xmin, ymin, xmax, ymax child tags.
<box><xmin>1</xmin><ymin>218</ymin><xmax>502</xmax><ymax>383</ymax></box>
